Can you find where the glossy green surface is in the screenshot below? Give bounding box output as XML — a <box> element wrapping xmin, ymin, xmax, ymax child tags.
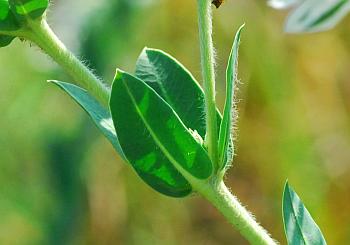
<box><xmin>110</xmin><ymin>70</ymin><xmax>213</xmax><ymax>197</ymax></box>
<box><xmin>283</xmin><ymin>182</ymin><xmax>327</xmax><ymax>245</ymax></box>
<box><xmin>218</xmin><ymin>25</ymin><xmax>243</xmax><ymax>170</ymax></box>
<box><xmin>135</xmin><ymin>48</ymin><xmax>208</xmax><ymax>139</ymax></box>
<box><xmin>51</xmin><ymin>81</ymin><xmax>125</xmax><ymax>160</ymax></box>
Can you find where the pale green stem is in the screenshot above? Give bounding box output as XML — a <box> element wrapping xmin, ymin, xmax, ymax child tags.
<box><xmin>195</xmin><ymin>180</ymin><xmax>278</xmax><ymax>245</ymax></box>
<box><xmin>195</xmin><ymin>1</ymin><xmax>278</xmax><ymax>244</ymax></box>
<box><xmin>24</xmin><ymin>19</ymin><xmax>110</xmax><ymax>107</ymax></box>
<box><xmin>197</xmin><ymin>0</ymin><xmax>219</xmax><ymax>168</ymax></box>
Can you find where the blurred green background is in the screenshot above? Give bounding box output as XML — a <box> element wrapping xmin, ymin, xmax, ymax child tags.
<box><xmin>1</xmin><ymin>0</ymin><xmax>350</xmax><ymax>244</ymax></box>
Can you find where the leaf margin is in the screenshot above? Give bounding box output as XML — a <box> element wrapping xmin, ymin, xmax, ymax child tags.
<box><xmin>282</xmin><ymin>180</ymin><xmax>327</xmax><ymax>245</ymax></box>
<box><xmin>218</xmin><ymin>24</ymin><xmax>244</xmax><ymax>170</ymax></box>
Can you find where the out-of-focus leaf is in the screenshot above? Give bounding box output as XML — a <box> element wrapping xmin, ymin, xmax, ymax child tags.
<box><xmin>286</xmin><ymin>0</ymin><xmax>350</xmax><ymax>33</ymax></box>
<box><xmin>0</xmin><ymin>0</ymin><xmax>20</xmax><ymax>31</ymax></box>
<box><xmin>218</xmin><ymin>25</ymin><xmax>243</xmax><ymax>170</ymax></box>
<box><xmin>110</xmin><ymin>70</ymin><xmax>213</xmax><ymax>197</ymax></box>
<box><xmin>50</xmin><ymin>80</ymin><xmax>126</xmax><ymax>160</ymax></box>
<box><xmin>271</xmin><ymin>0</ymin><xmax>350</xmax><ymax>33</ymax></box>
<box><xmin>9</xmin><ymin>0</ymin><xmax>48</xmax><ymax>19</ymax></box>
<box><xmin>0</xmin><ymin>34</ymin><xmax>15</xmax><ymax>47</ymax></box>
<box><xmin>283</xmin><ymin>181</ymin><xmax>327</xmax><ymax>245</ymax></box>
<box><xmin>268</xmin><ymin>0</ymin><xmax>300</xmax><ymax>9</ymax></box>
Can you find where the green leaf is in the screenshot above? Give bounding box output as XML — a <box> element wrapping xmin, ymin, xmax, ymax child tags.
<box><xmin>0</xmin><ymin>0</ymin><xmax>20</xmax><ymax>31</ymax></box>
<box><xmin>9</xmin><ymin>0</ymin><xmax>48</xmax><ymax>19</ymax></box>
<box><xmin>135</xmin><ymin>47</ymin><xmax>210</xmax><ymax>139</ymax></box>
<box><xmin>110</xmin><ymin>70</ymin><xmax>213</xmax><ymax>197</ymax></box>
<box><xmin>50</xmin><ymin>80</ymin><xmax>126</xmax><ymax>160</ymax></box>
<box><xmin>218</xmin><ymin>25</ymin><xmax>243</xmax><ymax>170</ymax></box>
<box><xmin>0</xmin><ymin>34</ymin><xmax>15</xmax><ymax>47</ymax></box>
<box><xmin>283</xmin><ymin>181</ymin><xmax>327</xmax><ymax>245</ymax></box>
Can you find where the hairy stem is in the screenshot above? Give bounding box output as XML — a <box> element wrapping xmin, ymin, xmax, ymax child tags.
<box><xmin>196</xmin><ymin>181</ymin><xmax>278</xmax><ymax>245</ymax></box>
<box><xmin>195</xmin><ymin>1</ymin><xmax>278</xmax><ymax>244</ymax></box>
<box><xmin>25</xmin><ymin>19</ymin><xmax>110</xmax><ymax>107</ymax></box>
<box><xmin>197</xmin><ymin>0</ymin><xmax>219</xmax><ymax>168</ymax></box>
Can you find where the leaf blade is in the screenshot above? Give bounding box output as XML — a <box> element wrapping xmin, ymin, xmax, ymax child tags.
<box><xmin>0</xmin><ymin>0</ymin><xmax>20</xmax><ymax>31</ymax></box>
<box><xmin>283</xmin><ymin>181</ymin><xmax>327</xmax><ymax>245</ymax></box>
<box><xmin>218</xmin><ymin>25</ymin><xmax>244</xmax><ymax>170</ymax></box>
<box><xmin>135</xmin><ymin>48</ymin><xmax>209</xmax><ymax>138</ymax></box>
<box><xmin>50</xmin><ymin>80</ymin><xmax>126</xmax><ymax>160</ymax></box>
<box><xmin>9</xmin><ymin>0</ymin><xmax>48</xmax><ymax>19</ymax></box>
<box><xmin>110</xmin><ymin>70</ymin><xmax>213</xmax><ymax>197</ymax></box>
<box><xmin>0</xmin><ymin>34</ymin><xmax>15</xmax><ymax>47</ymax></box>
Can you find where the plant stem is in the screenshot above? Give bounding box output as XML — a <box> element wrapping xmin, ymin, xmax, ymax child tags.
<box><xmin>24</xmin><ymin>19</ymin><xmax>110</xmax><ymax>107</ymax></box>
<box><xmin>197</xmin><ymin>0</ymin><xmax>219</xmax><ymax>168</ymax></box>
<box><xmin>196</xmin><ymin>181</ymin><xmax>278</xmax><ymax>245</ymax></box>
<box><xmin>195</xmin><ymin>2</ymin><xmax>277</xmax><ymax>244</ymax></box>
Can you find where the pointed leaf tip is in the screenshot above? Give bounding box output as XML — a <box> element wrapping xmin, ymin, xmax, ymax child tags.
<box><xmin>283</xmin><ymin>181</ymin><xmax>327</xmax><ymax>245</ymax></box>
<box><xmin>51</xmin><ymin>81</ymin><xmax>125</xmax><ymax>159</ymax></box>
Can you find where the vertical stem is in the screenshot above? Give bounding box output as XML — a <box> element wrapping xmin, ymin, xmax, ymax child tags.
<box><xmin>25</xmin><ymin>19</ymin><xmax>110</xmax><ymax>107</ymax></box>
<box><xmin>197</xmin><ymin>0</ymin><xmax>219</xmax><ymax>168</ymax></box>
<box><xmin>195</xmin><ymin>3</ymin><xmax>278</xmax><ymax>244</ymax></box>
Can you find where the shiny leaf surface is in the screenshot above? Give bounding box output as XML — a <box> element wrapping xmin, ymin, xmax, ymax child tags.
<box><xmin>136</xmin><ymin>48</ymin><xmax>208</xmax><ymax>139</ymax></box>
<box><xmin>110</xmin><ymin>70</ymin><xmax>213</xmax><ymax>197</ymax></box>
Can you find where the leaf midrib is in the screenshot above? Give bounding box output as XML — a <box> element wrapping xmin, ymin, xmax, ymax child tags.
<box><xmin>219</xmin><ymin>27</ymin><xmax>241</xmax><ymax>167</ymax></box>
<box><xmin>287</xmin><ymin>186</ymin><xmax>308</xmax><ymax>245</ymax></box>
<box><xmin>120</xmin><ymin>76</ymin><xmax>197</xmax><ymax>184</ymax></box>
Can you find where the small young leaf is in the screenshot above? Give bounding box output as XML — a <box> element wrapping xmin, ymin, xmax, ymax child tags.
<box><xmin>218</xmin><ymin>25</ymin><xmax>244</xmax><ymax>170</ymax></box>
<box><xmin>110</xmin><ymin>70</ymin><xmax>213</xmax><ymax>197</ymax></box>
<box><xmin>50</xmin><ymin>80</ymin><xmax>126</xmax><ymax>160</ymax></box>
<box><xmin>9</xmin><ymin>0</ymin><xmax>48</xmax><ymax>20</ymax></box>
<box><xmin>283</xmin><ymin>181</ymin><xmax>327</xmax><ymax>245</ymax></box>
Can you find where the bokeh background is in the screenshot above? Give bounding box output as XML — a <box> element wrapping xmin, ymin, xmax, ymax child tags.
<box><xmin>1</xmin><ymin>0</ymin><xmax>350</xmax><ymax>244</ymax></box>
